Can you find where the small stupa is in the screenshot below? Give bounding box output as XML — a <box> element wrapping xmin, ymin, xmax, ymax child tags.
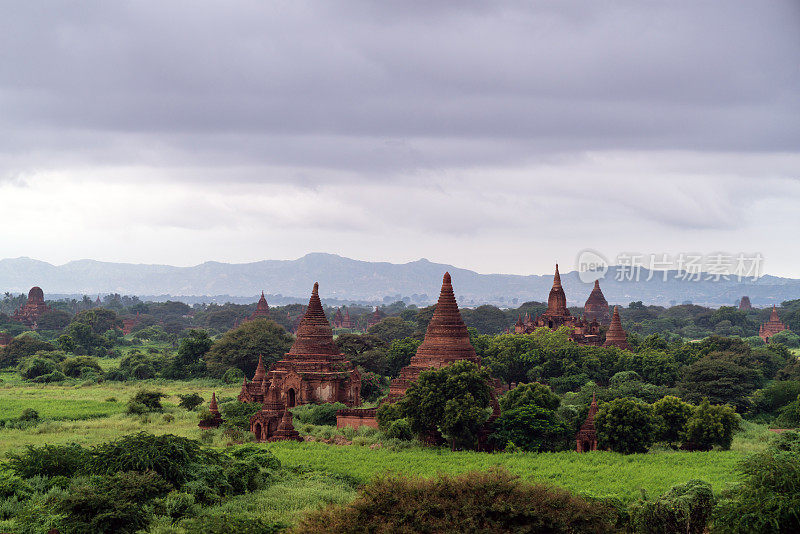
<box><xmin>603</xmin><ymin>306</ymin><xmax>629</xmax><ymax>349</ymax></box>
<box><xmin>576</xmin><ymin>394</ymin><xmax>599</xmax><ymax>452</ymax></box>
<box><xmin>583</xmin><ymin>280</ymin><xmax>611</xmax><ymax>325</ymax></box>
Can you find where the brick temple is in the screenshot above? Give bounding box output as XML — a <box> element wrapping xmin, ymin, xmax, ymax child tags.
<box><xmin>603</xmin><ymin>306</ymin><xmax>630</xmax><ymax>349</ymax></box>
<box><xmin>583</xmin><ymin>280</ymin><xmax>611</xmax><ymax>325</ymax></box>
<box><xmin>13</xmin><ymin>286</ymin><xmax>52</xmax><ymax>329</ymax></box>
<box><xmin>366</xmin><ymin>306</ymin><xmax>385</xmax><ymax>328</ymax></box>
<box><xmin>759</xmin><ymin>305</ymin><xmax>789</xmax><ymax>343</ymax></box>
<box><xmin>738</xmin><ymin>296</ymin><xmax>753</xmax><ymax>310</ymax></box>
<box><xmin>337</xmin><ymin>272</ymin><xmax>500</xmax><ymax>436</ymax></box>
<box><xmin>248</xmin><ymin>292</ymin><xmax>270</xmax><ymax>321</ymax></box>
<box><xmin>332</xmin><ymin>307</ymin><xmax>354</xmax><ymax>329</ymax></box>
<box><xmin>513</xmin><ymin>265</ymin><xmax>604</xmax><ymax>345</ymax></box>
<box><xmin>576</xmin><ymin>394</ymin><xmax>599</xmax><ymax>452</ymax></box>
<box><xmin>238</xmin><ymin>282</ymin><xmax>361</xmax><ymax>409</ymax></box>
<box><xmin>249</xmin><ymin>383</ymin><xmax>302</xmax><ymax>442</ymax></box>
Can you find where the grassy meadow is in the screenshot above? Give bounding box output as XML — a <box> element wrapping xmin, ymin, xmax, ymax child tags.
<box><xmin>1</xmin><ymin>378</ymin><xmax>774</xmax><ymax>500</ymax></box>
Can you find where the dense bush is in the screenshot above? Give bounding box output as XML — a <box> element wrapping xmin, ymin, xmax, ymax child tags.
<box><xmin>180</xmin><ymin>514</ymin><xmax>286</xmax><ymax>534</ymax></box>
<box><xmin>499</xmin><ymin>382</ymin><xmax>561</xmax><ymax>411</ymax></box>
<box><xmin>126</xmin><ymin>389</ymin><xmax>167</xmax><ymax>414</ymax></box>
<box><xmin>222</xmin><ymin>366</ymin><xmax>245</xmax><ymax>384</ymax></box>
<box><xmin>291</xmin><ymin>402</ymin><xmax>348</xmax><ymax>426</ymax></box>
<box><xmin>712</xmin><ymin>431</ymin><xmax>800</xmax><ymax>533</ymax></box>
<box><xmin>220</xmin><ymin>400</ymin><xmax>263</xmax><ymax>430</ymax></box>
<box><xmin>630</xmin><ymin>479</ymin><xmax>715</xmax><ymax>534</ymax></box>
<box><xmin>61</xmin><ymin>355</ymin><xmax>103</xmax><ymax>377</ymax></box>
<box><xmin>652</xmin><ymin>395</ymin><xmax>694</xmax><ymax>445</ymax></box>
<box><xmin>6</xmin><ymin>443</ymin><xmax>90</xmax><ymax>478</ymax></box>
<box><xmin>683</xmin><ymin>399</ymin><xmax>739</xmax><ymax>451</ymax></box>
<box><xmin>204</xmin><ymin>319</ymin><xmax>293</xmax><ymax>377</ymax></box>
<box><xmin>178</xmin><ymin>393</ymin><xmax>205</xmax><ymax>411</ymax></box>
<box><xmin>59</xmin><ymin>470</ymin><xmax>172</xmax><ymax>534</ymax></box>
<box><xmin>595</xmin><ymin>397</ymin><xmax>656</xmax><ymax>454</ymax></box>
<box><xmin>0</xmin><ymin>335</ymin><xmax>55</xmax><ymax>368</ymax></box>
<box><xmin>491</xmin><ymin>404</ymin><xmax>570</xmax><ymax>452</ymax></box>
<box><xmin>295</xmin><ymin>468</ymin><xmax>618</xmax><ymax>533</ymax></box>
<box><xmin>19</xmin><ymin>356</ymin><xmax>59</xmax><ymax>380</ymax></box>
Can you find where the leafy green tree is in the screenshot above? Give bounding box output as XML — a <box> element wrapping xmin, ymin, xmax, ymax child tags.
<box><xmin>684</xmin><ymin>399</ymin><xmax>739</xmax><ymax>450</ymax></box>
<box><xmin>164</xmin><ymin>329</ymin><xmax>212</xmax><ymax>379</ymax></box>
<box><xmin>678</xmin><ymin>353</ymin><xmax>761</xmax><ymax>411</ymax></box>
<box><xmin>385</xmin><ymin>337</ymin><xmax>421</xmax><ymax>378</ymax></box>
<box><xmin>491</xmin><ymin>404</ymin><xmax>570</xmax><ymax>452</ymax></box>
<box><xmin>399</xmin><ymin>360</ymin><xmax>492</xmax><ymax>449</ymax></box>
<box><xmin>335</xmin><ymin>333</ymin><xmax>388</xmax><ymax>374</ymax></box>
<box><xmin>482</xmin><ymin>334</ymin><xmax>542</xmax><ymax>386</ymax></box>
<box><xmin>461</xmin><ymin>305</ymin><xmax>510</xmax><ymax>334</ymax></box>
<box><xmin>127</xmin><ymin>389</ymin><xmax>167</xmax><ymax>414</ymax></box>
<box><xmin>61</xmin><ymin>355</ymin><xmax>102</xmax><ymax>377</ymax></box>
<box><xmin>204</xmin><ymin>319</ymin><xmax>293</xmax><ymax>378</ymax></box>
<box><xmin>65</xmin><ymin>321</ymin><xmax>110</xmax><ymax>356</ymax></box>
<box><xmin>73</xmin><ymin>308</ymin><xmax>122</xmax><ymax>334</ymax></box>
<box><xmin>178</xmin><ymin>393</ymin><xmax>204</xmax><ymax>411</ymax></box>
<box><xmin>631</xmin><ymin>479</ymin><xmax>715</xmax><ymax>534</ymax></box>
<box><xmin>499</xmin><ymin>382</ymin><xmax>561</xmax><ymax>412</ymax></box>
<box><xmin>36</xmin><ymin>310</ymin><xmax>72</xmax><ymax>331</ymax></box>
<box><xmin>0</xmin><ymin>334</ymin><xmax>55</xmax><ymax>368</ymax></box>
<box><xmin>595</xmin><ymin>397</ymin><xmax>656</xmax><ymax>454</ymax></box>
<box><xmin>367</xmin><ymin>317</ymin><xmax>416</xmax><ymax>344</ymax></box>
<box><xmin>652</xmin><ymin>395</ymin><xmax>695</xmax><ymax>444</ymax></box>
<box><xmin>57</xmin><ymin>333</ymin><xmax>76</xmax><ymax>352</ymax></box>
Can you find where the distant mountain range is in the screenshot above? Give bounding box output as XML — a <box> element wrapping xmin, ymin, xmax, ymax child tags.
<box><xmin>1</xmin><ymin>253</ymin><xmax>798</xmax><ymax>308</ymax></box>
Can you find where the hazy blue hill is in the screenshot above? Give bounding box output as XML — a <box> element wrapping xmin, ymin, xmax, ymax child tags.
<box><xmin>0</xmin><ymin>253</ymin><xmax>798</xmax><ymax>307</ymax></box>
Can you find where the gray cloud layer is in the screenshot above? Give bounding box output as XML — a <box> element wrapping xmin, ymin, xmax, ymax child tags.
<box><xmin>0</xmin><ymin>1</ymin><xmax>798</xmax><ymax>276</ymax></box>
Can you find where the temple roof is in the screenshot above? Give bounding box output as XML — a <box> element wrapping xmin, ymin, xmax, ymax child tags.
<box><xmin>255</xmin><ymin>292</ymin><xmax>269</xmax><ymax>313</ymax></box>
<box><xmin>603</xmin><ymin>306</ymin><xmax>629</xmax><ymax>349</ymax></box>
<box><xmin>545</xmin><ymin>264</ymin><xmax>570</xmax><ymax>316</ymax></box>
<box><xmin>253</xmin><ymin>354</ymin><xmax>267</xmax><ymax>382</ymax></box>
<box><xmin>28</xmin><ymin>286</ymin><xmax>44</xmax><ymax>303</ymax></box>
<box><xmin>209</xmin><ymin>392</ymin><xmax>219</xmax><ymax>413</ymax></box>
<box><xmin>287</xmin><ymin>282</ymin><xmax>341</xmax><ymax>358</ymax></box>
<box><xmin>584</xmin><ymin>280</ymin><xmax>608</xmax><ymax>308</ymax></box>
<box><xmin>412</xmin><ymin>272</ymin><xmax>478</xmax><ymax>363</ymax></box>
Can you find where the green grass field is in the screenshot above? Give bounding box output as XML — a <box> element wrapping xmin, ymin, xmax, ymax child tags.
<box><xmin>0</xmin><ymin>375</ymin><xmax>778</xmax><ymax>531</ymax></box>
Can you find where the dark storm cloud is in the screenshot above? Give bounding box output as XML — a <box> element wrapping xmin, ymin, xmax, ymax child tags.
<box><xmin>0</xmin><ymin>0</ymin><xmax>798</xmax><ymax>178</ymax></box>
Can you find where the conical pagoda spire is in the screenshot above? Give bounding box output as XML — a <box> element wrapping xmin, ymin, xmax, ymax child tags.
<box><xmin>603</xmin><ymin>306</ymin><xmax>629</xmax><ymax>349</ymax></box>
<box><xmin>253</xmin><ymin>354</ymin><xmax>266</xmax><ymax>382</ymax></box>
<box><xmin>546</xmin><ymin>264</ymin><xmax>569</xmax><ymax>316</ymax></box>
<box><xmin>584</xmin><ymin>279</ymin><xmax>610</xmax><ymax>324</ymax></box>
<box><xmin>770</xmin><ymin>305</ymin><xmax>780</xmax><ymax>322</ymax></box>
<box><xmin>411</xmin><ymin>272</ymin><xmax>479</xmax><ymax>364</ymax></box>
<box><xmin>209</xmin><ymin>392</ymin><xmax>219</xmax><ymax>413</ymax></box>
<box><xmin>287</xmin><ymin>282</ymin><xmax>341</xmax><ymax>358</ymax></box>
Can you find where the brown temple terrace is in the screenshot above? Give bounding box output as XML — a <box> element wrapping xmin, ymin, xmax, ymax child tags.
<box><xmin>759</xmin><ymin>305</ymin><xmax>789</xmax><ymax>343</ymax></box>
<box><xmin>239</xmin><ymin>282</ymin><xmax>361</xmax><ymax>409</ymax></box>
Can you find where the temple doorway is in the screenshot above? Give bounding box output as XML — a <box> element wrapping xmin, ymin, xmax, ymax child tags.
<box><xmin>254</xmin><ymin>422</ymin><xmax>263</xmax><ymax>441</ymax></box>
<box><xmin>287</xmin><ymin>388</ymin><xmax>296</xmax><ymax>408</ymax></box>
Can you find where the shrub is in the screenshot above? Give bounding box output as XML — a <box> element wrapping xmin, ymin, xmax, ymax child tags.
<box><xmin>595</xmin><ymin>397</ymin><xmax>656</xmax><ymax>454</ymax></box>
<box><xmin>86</xmin><ymin>432</ymin><xmax>221</xmax><ymax>487</ymax></box>
<box><xmin>375</xmin><ymin>401</ymin><xmax>404</xmax><ymax>431</ymax></box>
<box><xmin>127</xmin><ymin>389</ymin><xmax>167</xmax><ymax>414</ymax></box>
<box><xmin>61</xmin><ymin>355</ymin><xmax>102</xmax><ymax>377</ymax></box>
<box><xmin>220</xmin><ymin>401</ymin><xmax>263</xmax><ymax>430</ymax></box>
<box><xmin>180</xmin><ymin>514</ymin><xmax>286</xmax><ymax>534</ymax></box>
<box><xmin>630</xmin><ymin>479</ymin><xmax>715</xmax><ymax>534</ymax></box>
<box><xmin>384</xmin><ymin>418</ymin><xmax>414</xmax><ymax>441</ymax></box>
<box><xmin>751</xmin><ymin>380</ymin><xmax>800</xmax><ymax>415</ymax></box>
<box><xmin>155</xmin><ymin>491</ymin><xmax>199</xmax><ymax>519</ymax></box>
<box><xmin>18</xmin><ymin>408</ymin><xmax>40</xmax><ymax>422</ymax></box>
<box><xmin>222</xmin><ymin>366</ymin><xmax>245</xmax><ymax>384</ymax></box>
<box><xmin>491</xmin><ymin>404</ymin><xmax>570</xmax><ymax>452</ymax></box>
<box><xmin>499</xmin><ymin>382</ymin><xmax>561</xmax><ymax>411</ymax></box>
<box><xmin>712</xmin><ymin>431</ymin><xmax>800</xmax><ymax>533</ymax></box>
<box><xmin>652</xmin><ymin>395</ymin><xmax>694</xmax><ymax>444</ymax></box>
<box><xmin>59</xmin><ymin>471</ymin><xmax>172</xmax><ymax>534</ymax></box>
<box><xmin>19</xmin><ymin>356</ymin><xmax>58</xmax><ymax>379</ymax></box>
<box><xmin>31</xmin><ymin>369</ymin><xmax>67</xmax><ymax>383</ymax></box>
<box><xmin>178</xmin><ymin>393</ymin><xmax>205</xmax><ymax>411</ymax></box>
<box><xmin>295</xmin><ymin>468</ymin><xmax>617</xmax><ymax>533</ymax></box>
<box><xmin>291</xmin><ymin>402</ymin><xmax>348</xmax><ymax>426</ymax></box>
<box><xmin>6</xmin><ymin>443</ymin><xmax>90</xmax><ymax>478</ymax></box>
<box><xmin>360</xmin><ymin>371</ymin><xmax>386</xmax><ymax>402</ymax></box>
<box><xmin>683</xmin><ymin>399</ymin><xmax>739</xmax><ymax>450</ymax></box>
<box><xmin>225</xmin><ymin>444</ymin><xmax>281</xmax><ymax>470</ymax></box>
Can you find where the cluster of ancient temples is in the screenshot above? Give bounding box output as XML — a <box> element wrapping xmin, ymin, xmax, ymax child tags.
<box><xmin>235</xmin><ymin>282</ymin><xmax>362</xmax><ymax>441</ymax></box>
<box><xmin>512</xmin><ymin>265</ymin><xmax>628</xmax><ymax>350</ymax></box>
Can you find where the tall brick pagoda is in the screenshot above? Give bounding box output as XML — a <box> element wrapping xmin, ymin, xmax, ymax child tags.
<box><xmin>759</xmin><ymin>305</ymin><xmax>789</xmax><ymax>343</ymax></box>
<box><xmin>238</xmin><ymin>282</ymin><xmax>361</xmax><ymax>408</ymax></box>
<box><xmin>13</xmin><ymin>286</ymin><xmax>52</xmax><ymax>329</ymax></box>
<box><xmin>387</xmin><ymin>272</ymin><xmax>481</xmax><ymax>401</ymax></box>
<box><xmin>576</xmin><ymin>394</ymin><xmax>599</xmax><ymax>452</ymax></box>
<box><xmin>583</xmin><ymin>280</ymin><xmax>611</xmax><ymax>325</ymax></box>
<box><xmin>603</xmin><ymin>306</ymin><xmax>629</xmax><ymax>349</ymax></box>
<box><xmin>738</xmin><ymin>296</ymin><xmax>753</xmax><ymax>311</ymax></box>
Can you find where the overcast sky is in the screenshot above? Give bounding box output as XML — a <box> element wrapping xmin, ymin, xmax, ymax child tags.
<box><xmin>1</xmin><ymin>1</ymin><xmax>798</xmax><ymax>277</ymax></box>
